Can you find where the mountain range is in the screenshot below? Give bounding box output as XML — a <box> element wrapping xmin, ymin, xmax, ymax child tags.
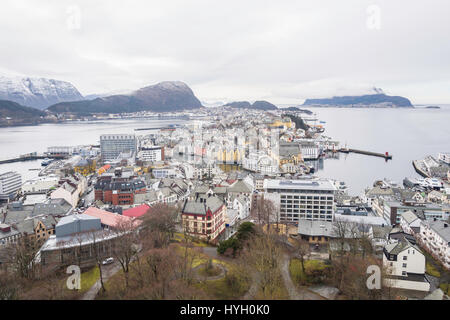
<box><xmin>48</xmin><ymin>81</ymin><xmax>203</xmax><ymax>115</ymax></box>
<box><xmin>0</xmin><ymin>76</ymin><xmax>83</xmax><ymax>109</ymax></box>
<box><xmin>0</xmin><ymin>99</ymin><xmax>51</xmax><ymax>126</ymax></box>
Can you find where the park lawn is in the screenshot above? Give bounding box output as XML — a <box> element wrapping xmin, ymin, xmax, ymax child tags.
<box><xmin>289</xmin><ymin>258</ymin><xmax>327</xmax><ymax>285</ymax></box>
<box><xmin>200</xmin><ymin>263</ymin><xmax>249</xmax><ymax>299</ymax></box>
<box><xmin>173</xmin><ymin>232</ymin><xmax>209</xmax><ymax>247</ymax></box>
<box><xmin>196</xmin><ymin>266</ymin><xmax>251</xmax><ymax>300</ymax></box>
<box><xmin>426</xmin><ymin>262</ymin><xmax>441</xmax><ymax>278</ymax></box>
<box><xmin>79</xmin><ymin>266</ymin><xmax>100</xmax><ymax>293</ymax></box>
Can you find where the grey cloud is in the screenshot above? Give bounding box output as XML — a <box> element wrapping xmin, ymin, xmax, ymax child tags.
<box><xmin>0</xmin><ymin>0</ymin><xmax>449</xmax><ymax>104</ymax></box>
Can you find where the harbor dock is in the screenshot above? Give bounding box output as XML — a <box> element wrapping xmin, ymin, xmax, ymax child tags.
<box><xmin>338</xmin><ymin>148</ymin><xmax>392</xmax><ymax>160</ymax></box>
<box><xmin>0</xmin><ymin>153</ymin><xmax>66</xmax><ymax>165</ymax></box>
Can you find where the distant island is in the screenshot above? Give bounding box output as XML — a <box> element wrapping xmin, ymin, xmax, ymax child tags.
<box><xmin>222</xmin><ymin>100</ymin><xmax>278</xmax><ymax>110</ymax></box>
<box><xmin>303</xmin><ymin>93</ymin><xmax>413</xmax><ymax>108</ymax></box>
<box><xmin>282</xmin><ymin>106</ymin><xmax>313</xmax><ymax>114</ymax></box>
<box><xmin>425</xmin><ymin>105</ymin><xmax>440</xmax><ymax>109</ymax></box>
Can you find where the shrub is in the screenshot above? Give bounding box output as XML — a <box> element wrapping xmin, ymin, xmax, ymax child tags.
<box><xmin>217</xmin><ymin>237</ymin><xmax>239</xmax><ymax>256</ymax></box>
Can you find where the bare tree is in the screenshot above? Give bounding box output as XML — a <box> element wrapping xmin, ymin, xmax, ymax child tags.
<box><xmin>241</xmin><ymin>227</ymin><xmax>283</xmax><ymax>298</ymax></box>
<box><xmin>5</xmin><ymin>236</ymin><xmax>42</xmax><ymax>280</ymax></box>
<box><xmin>111</xmin><ymin>218</ymin><xmax>140</xmax><ymax>289</ymax></box>
<box><xmin>251</xmin><ymin>196</ymin><xmax>277</xmax><ymax>230</ymax></box>
<box><xmin>88</xmin><ymin>229</ymin><xmax>111</xmax><ymax>293</ymax></box>
<box><xmin>140</xmin><ymin>203</ymin><xmax>178</xmax><ymax>248</ymax></box>
<box><xmin>292</xmin><ymin>237</ymin><xmax>310</xmax><ymax>274</ymax></box>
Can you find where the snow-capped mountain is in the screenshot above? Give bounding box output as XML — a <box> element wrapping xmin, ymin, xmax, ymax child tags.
<box><xmin>0</xmin><ymin>76</ymin><xmax>83</xmax><ymax>109</ymax></box>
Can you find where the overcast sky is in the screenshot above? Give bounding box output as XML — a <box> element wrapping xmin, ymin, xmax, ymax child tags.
<box><xmin>1</xmin><ymin>0</ymin><xmax>450</xmax><ymax>104</ymax></box>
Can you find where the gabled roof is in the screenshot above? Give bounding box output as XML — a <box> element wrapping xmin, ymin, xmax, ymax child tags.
<box><xmin>401</xmin><ymin>210</ymin><xmax>420</xmax><ymax>224</ymax></box>
<box><xmin>228</xmin><ymin>180</ymin><xmax>252</xmax><ymax>193</ymax></box>
<box><xmin>385</xmin><ymin>238</ymin><xmax>422</xmax><ymax>255</ymax></box>
<box><xmin>371</xmin><ymin>225</ymin><xmax>392</xmax><ymax>239</ymax></box>
<box><xmin>183</xmin><ymin>196</ymin><xmax>224</xmax><ymax>216</ymax></box>
<box><xmin>83</xmin><ymin>207</ymin><xmax>136</xmax><ymax>228</ymax></box>
<box><xmin>426</xmin><ymin>220</ymin><xmax>450</xmax><ymax>242</ymax></box>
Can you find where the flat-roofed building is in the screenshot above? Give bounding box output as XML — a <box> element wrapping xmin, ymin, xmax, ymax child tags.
<box><xmin>138</xmin><ymin>146</ymin><xmax>164</xmax><ymax>162</ymax></box>
<box><xmin>264</xmin><ymin>178</ymin><xmax>336</xmax><ymax>222</ymax></box>
<box><xmin>21</xmin><ymin>175</ymin><xmax>59</xmax><ymax>194</ymax></box>
<box><xmin>38</xmin><ymin>214</ymin><xmax>120</xmax><ymax>268</ymax></box>
<box><xmin>0</xmin><ymin>171</ymin><xmax>22</xmax><ymax>200</ymax></box>
<box><xmin>100</xmin><ymin>134</ymin><xmax>137</xmax><ymax>163</ymax></box>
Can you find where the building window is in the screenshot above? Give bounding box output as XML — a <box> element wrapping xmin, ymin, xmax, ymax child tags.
<box><xmin>402</xmin><ymin>271</ymin><xmax>407</xmax><ymax>276</ymax></box>
<box><xmin>403</xmin><ymin>256</ymin><xmax>407</xmax><ymax>261</ymax></box>
<box><xmin>402</xmin><ymin>263</ymin><xmax>407</xmax><ymax>268</ymax></box>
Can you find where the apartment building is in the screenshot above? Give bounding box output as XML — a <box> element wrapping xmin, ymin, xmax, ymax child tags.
<box><xmin>100</xmin><ymin>134</ymin><xmax>137</xmax><ymax>163</ymax></box>
<box><xmin>419</xmin><ymin>219</ymin><xmax>450</xmax><ymax>270</ymax></box>
<box><xmin>0</xmin><ymin>171</ymin><xmax>22</xmax><ymax>200</ymax></box>
<box><xmin>138</xmin><ymin>146</ymin><xmax>164</xmax><ymax>162</ymax></box>
<box><xmin>264</xmin><ymin>179</ymin><xmax>336</xmax><ymax>223</ymax></box>
<box><xmin>181</xmin><ymin>196</ymin><xmax>226</xmax><ymax>243</ymax></box>
<box><xmin>94</xmin><ymin>175</ymin><xmax>146</xmax><ymax>206</ymax></box>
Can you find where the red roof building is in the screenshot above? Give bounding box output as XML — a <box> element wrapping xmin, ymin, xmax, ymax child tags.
<box><xmin>83</xmin><ymin>207</ymin><xmax>141</xmax><ymax>229</ymax></box>
<box><xmin>123</xmin><ymin>204</ymin><xmax>150</xmax><ymax>218</ymax></box>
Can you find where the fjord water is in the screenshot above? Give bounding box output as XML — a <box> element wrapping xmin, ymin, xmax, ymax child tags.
<box><xmin>0</xmin><ymin>119</ymin><xmax>187</xmax><ymax>181</ymax></box>
<box><xmin>0</xmin><ymin>107</ymin><xmax>449</xmax><ymax>194</ymax></box>
<box><xmin>309</xmin><ymin>105</ymin><xmax>450</xmax><ymax>195</ymax></box>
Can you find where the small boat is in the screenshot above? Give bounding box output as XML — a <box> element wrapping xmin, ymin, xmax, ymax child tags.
<box><xmin>41</xmin><ymin>158</ymin><xmax>52</xmax><ymax>166</ymax></box>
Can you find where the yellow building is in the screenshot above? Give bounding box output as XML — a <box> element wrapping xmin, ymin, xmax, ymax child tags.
<box><xmin>270</xmin><ymin>118</ymin><xmax>293</xmax><ymax>129</ymax></box>
<box><xmin>74</xmin><ymin>158</ymin><xmax>97</xmax><ymax>176</ymax></box>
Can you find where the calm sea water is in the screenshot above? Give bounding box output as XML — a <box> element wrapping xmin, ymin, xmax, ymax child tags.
<box><xmin>0</xmin><ymin>119</ymin><xmax>186</xmax><ymax>181</ymax></box>
<box><xmin>307</xmin><ymin>105</ymin><xmax>450</xmax><ymax>195</ymax></box>
<box><xmin>0</xmin><ymin>107</ymin><xmax>449</xmax><ymax>194</ymax></box>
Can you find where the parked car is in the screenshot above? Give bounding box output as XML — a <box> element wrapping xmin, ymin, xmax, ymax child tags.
<box><xmin>102</xmin><ymin>257</ymin><xmax>114</xmax><ymax>265</ymax></box>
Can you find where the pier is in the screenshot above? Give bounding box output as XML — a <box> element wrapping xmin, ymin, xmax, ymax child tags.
<box><xmin>0</xmin><ymin>153</ymin><xmax>66</xmax><ymax>165</ymax></box>
<box><xmin>338</xmin><ymin>148</ymin><xmax>392</xmax><ymax>160</ymax></box>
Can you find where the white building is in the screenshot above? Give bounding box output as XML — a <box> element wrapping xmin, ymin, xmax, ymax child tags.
<box><xmin>419</xmin><ymin>219</ymin><xmax>450</xmax><ymax>270</ymax></box>
<box><xmin>400</xmin><ymin>210</ymin><xmax>422</xmax><ymax>235</ymax></box>
<box><xmin>138</xmin><ymin>146</ymin><xmax>164</xmax><ymax>162</ymax></box>
<box><xmin>21</xmin><ymin>175</ymin><xmax>59</xmax><ymax>194</ymax></box>
<box><xmin>264</xmin><ymin>178</ymin><xmax>336</xmax><ymax>223</ymax></box>
<box><xmin>47</xmin><ymin>146</ymin><xmax>74</xmax><ymax>157</ymax></box>
<box><xmin>50</xmin><ymin>174</ymin><xmax>87</xmax><ymax>208</ymax></box>
<box><xmin>0</xmin><ymin>171</ymin><xmax>22</xmax><ymax>200</ymax></box>
<box><xmin>438</xmin><ymin>152</ymin><xmax>450</xmax><ymax>165</ymax></box>
<box><xmin>383</xmin><ymin>239</ymin><xmax>430</xmax><ymax>292</ymax></box>
<box><xmin>298</xmin><ymin>141</ymin><xmax>320</xmax><ymax>160</ymax></box>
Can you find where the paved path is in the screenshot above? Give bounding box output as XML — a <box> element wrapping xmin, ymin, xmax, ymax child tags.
<box><xmin>81</xmin><ymin>263</ymin><xmax>122</xmax><ymax>300</ymax></box>
<box><xmin>242</xmin><ymin>272</ymin><xmax>260</xmax><ymax>300</ymax></box>
<box><xmin>280</xmin><ymin>254</ymin><xmax>326</xmax><ymax>300</ymax></box>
